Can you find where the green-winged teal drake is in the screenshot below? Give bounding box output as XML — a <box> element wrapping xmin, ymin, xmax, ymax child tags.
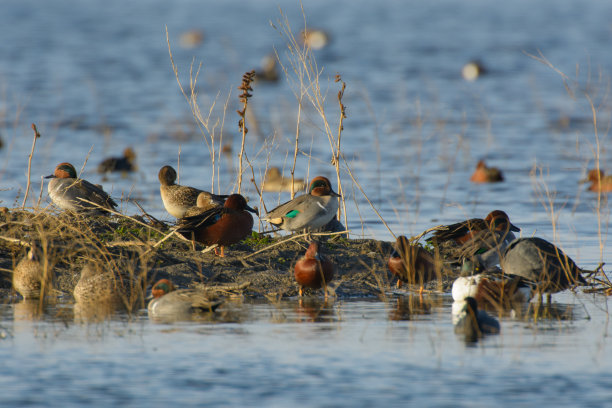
<box><xmin>148</xmin><ymin>279</ymin><xmax>223</xmax><ymax>319</ymax></box>
<box><xmin>264</xmin><ymin>176</ymin><xmax>340</xmax><ymax>232</ymax></box>
<box><xmin>46</xmin><ymin>162</ymin><xmax>117</xmax><ymax>213</ymax></box>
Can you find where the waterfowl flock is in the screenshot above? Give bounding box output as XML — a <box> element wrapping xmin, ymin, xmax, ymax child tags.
<box><xmin>3</xmin><ymin>154</ymin><xmax>605</xmax><ymax>340</ymax></box>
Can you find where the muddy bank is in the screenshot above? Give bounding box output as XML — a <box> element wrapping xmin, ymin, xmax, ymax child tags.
<box><xmin>1</xmin><ymin>208</ymin><xmax>448</xmax><ymax>301</ymax></box>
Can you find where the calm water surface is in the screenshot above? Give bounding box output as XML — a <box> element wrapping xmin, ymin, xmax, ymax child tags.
<box><xmin>0</xmin><ymin>0</ymin><xmax>611</xmax><ymax>406</ymax></box>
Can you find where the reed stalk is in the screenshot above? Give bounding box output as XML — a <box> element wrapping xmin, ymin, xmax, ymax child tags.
<box><xmin>236</xmin><ymin>70</ymin><xmax>256</xmax><ymax>194</ymax></box>
<box><xmin>22</xmin><ymin>123</ymin><xmax>40</xmax><ymax>209</ymax></box>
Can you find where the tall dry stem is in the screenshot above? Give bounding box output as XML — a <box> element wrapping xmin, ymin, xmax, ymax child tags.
<box><xmin>236</xmin><ymin>70</ymin><xmax>256</xmax><ymax>194</ymax></box>
<box><xmin>22</xmin><ymin>123</ymin><xmax>40</xmax><ymax>209</ymax></box>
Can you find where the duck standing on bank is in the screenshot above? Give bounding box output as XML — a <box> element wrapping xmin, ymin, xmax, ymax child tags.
<box><xmin>46</xmin><ymin>162</ymin><xmax>117</xmax><ymax>213</ymax></box>
<box><xmin>294</xmin><ymin>241</ymin><xmax>335</xmax><ymax>298</ymax></box>
<box><xmin>388</xmin><ymin>235</ymin><xmax>440</xmax><ymax>292</ymax></box>
<box><xmin>264</xmin><ymin>176</ymin><xmax>340</xmax><ymax>233</ymax></box>
<box><xmin>177</xmin><ymin>193</ymin><xmax>257</xmax><ymax>257</ymax></box>
<box><xmin>148</xmin><ymin>279</ymin><xmax>223</xmax><ymax>320</ymax></box>
<box><xmin>500</xmin><ymin>237</ymin><xmax>587</xmax><ymax>296</ymax></box>
<box><xmin>427</xmin><ymin>210</ymin><xmax>519</xmax><ymax>266</ymax></box>
<box><xmin>158</xmin><ymin>165</ymin><xmax>227</xmax><ymax>218</ymax></box>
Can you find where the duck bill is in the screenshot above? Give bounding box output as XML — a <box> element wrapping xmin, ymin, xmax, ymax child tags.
<box><xmin>246</xmin><ymin>204</ymin><xmax>259</xmax><ymax>216</ymax></box>
<box><xmin>330</xmin><ymin>190</ymin><xmax>341</xmax><ymax>198</ymax></box>
<box><xmin>578</xmin><ymin>177</ymin><xmax>589</xmax><ymax>184</ymax></box>
<box><xmin>44</xmin><ymin>174</ymin><xmax>56</xmax><ymax>179</ymax></box>
<box><xmin>509</xmin><ymin>223</ymin><xmax>520</xmax><ymax>232</ymax></box>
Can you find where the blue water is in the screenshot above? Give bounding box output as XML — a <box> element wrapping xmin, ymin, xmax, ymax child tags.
<box><xmin>0</xmin><ymin>0</ymin><xmax>611</xmax><ymax>406</ymax></box>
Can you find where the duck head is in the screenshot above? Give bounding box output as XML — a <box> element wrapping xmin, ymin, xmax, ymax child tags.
<box><xmin>485</xmin><ymin>210</ymin><xmax>519</xmax><ymax>232</ymax></box>
<box><xmin>308</xmin><ymin>176</ymin><xmax>341</xmax><ymax>198</ymax></box>
<box><xmin>151</xmin><ymin>279</ymin><xmax>176</xmax><ymax>298</ymax></box>
<box><xmin>45</xmin><ymin>162</ymin><xmax>77</xmax><ymax>179</ymax></box>
<box><xmin>158</xmin><ymin>166</ymin><xmax>177</xmax><ymax>186</ymax></box>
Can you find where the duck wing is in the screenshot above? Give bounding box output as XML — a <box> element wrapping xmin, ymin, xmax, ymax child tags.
<box><xmin>76</xmin><ymin>179</ymin><xmax>118</xmax><ymax>209</ymax></box>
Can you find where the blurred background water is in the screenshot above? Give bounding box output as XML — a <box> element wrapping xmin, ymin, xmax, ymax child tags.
<box><xmin>0</xmin><ymin>0</ymin><xmax>611</xmax><ymax>406</ymax></box>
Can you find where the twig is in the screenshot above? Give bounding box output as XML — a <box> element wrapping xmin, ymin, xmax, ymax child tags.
<box><xmin>36</xmin><ymin>175</ymin><xmax>44</xmax><ymax>208</ymax></box>
<box><xmin>22</xmin><ymin>124</ymin><xmax>41</xmax><ymax>209</ymax></box>
<box><xmin>77</xmin><ymin>198</ymin><xmax>166</xmax><ymax>236</ymax></box>
<box><xmin>236</xmin><ymin>70</ymin><xmax>256</xmax><ymax>194</ymax></box>
<box><xmin>240</xmin><ymin>230</ymin><xmax>349</xmax><ymax>261</ymax></box>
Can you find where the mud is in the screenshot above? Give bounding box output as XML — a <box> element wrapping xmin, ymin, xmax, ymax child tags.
<box><xmin>0</xmin><ymin>208</ymin><xmax>442</xmax><ymax>301</ymax></box>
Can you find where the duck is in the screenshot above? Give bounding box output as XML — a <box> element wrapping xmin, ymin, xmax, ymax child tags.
<box><xmin>254</xmin><ymin>54</ymin><xmax>280</xmax><ymax>83</ymax></box>
<box><xmin>427</xmin><ymin>210</ymin><xmax>519</xmax><ymax>268</ymax></box>
<box><xmin>580</xmin><ymin>169</ymin><xmax>612</xmax><ymax>193</ymax></box>
<box><xmin>73</xmin><ymin>265</ymin><xmax>142</xmax><ymax>311</ymax></box>
<box><xmin>45</xmin><ymin>162</ymin><xmax>117</xmax><ymax>213</ymax></box>
<box><xmin>148</xmin><ymin>279</ymin><xmax>223</xmax><ymax>319</ymax></box>
<box><xmin>183</xmin><ymin>191</ymin><xmax>228</xmax><ymax>217</ymax></box>
<box><xmin>387</xmin><ymin>235</ymin><xmax>440</xmax><ymax>293</ymax></box>
<box><xmin>264</xmin><ymin>176</ymin><xmax>340</xmax><ymax>233</ymax></box>
<box><xmin>177</xmin><ymin>193</ymin><xmax>257</xmax><ymax>257</ymax></box>
<box><xmin>300</xmin><ymin>29</ymin><xmax>330</xmax><ymax>50</ymax></box>
<box><xmin>158</xmin><ymin>165</ymin><xmax>227</xmax><ymax>218</ymax></box>
<box><xmin>294</xmin><ymin>241</ymin><xmax>335</xmax><ymax>298</ymax></box>
<box><xmin>451</xmin><ymin>225</ymin><xmax>518</xmax><ymax>272</ymax></box>
<box><xmin>12</xmin><ymin>246</ymin><xmax>52</xmax><ymax>299</ymax></box>
<box><xmin>452</xmin><ymin>297</ymin><xmax>500</xmax><ymax>342</ymax></box>
<box><xmin>428</xmin><ymin>210</ymin><xmax>519</xmax><ymax>246</ymax></box>
<box><xmin>97</xmin><ymin>147</ymin><xmax>137</xmax><ymax>174</ymax></box>
<box><xmin>262</xmin><ymin>167</ymin><xmax>305</xmax><ymax>193</ymax></box>
<box><xmin>470</xmin><ymin>160</ymin><xmax>504</xmax><ymax>183</ymax></box>
<box><xmin>500</xmin><ymin>237</ymin><xmax>587</xmax><ymax>295</ymax></box>
<box><xmin>452</xmin><ymin>259</ymin><xmax>532</xmax><ymax>311</ymax></box>
<box><xmin>461</xmin><ymin>61</ymin><xmax>487</xmax><ymax>81</ymax></box>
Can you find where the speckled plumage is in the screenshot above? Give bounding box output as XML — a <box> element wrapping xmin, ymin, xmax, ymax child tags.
<box><xmin>158</xmin><ymin>165</ymin><xmax>226</xmax><ymax>218</ymax></box>
<box><xmin>73</xmin><ymin>265</ymin><xmax>140</xmax><ymax>310</ymax></box>
<box><xmin>13</xmin><ymin>247</ymin><xmax>51</xmax><ymax>299</ymax></box>
<box><xmin>46</xmin><ymin>162</ymin><xmax>117</xmax><ymax>213</ymax></box>
<box><xmin>182</xmin><ymin>191</ymin><xmax>228</xmax><ymax>217</ymax></box>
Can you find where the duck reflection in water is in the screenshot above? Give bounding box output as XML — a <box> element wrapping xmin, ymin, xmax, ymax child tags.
<box><xmin>295</xmin><ymin>297</ymin><xmax>337</xmax><ymax>323</ymax></box>
<box><xmin>388</xmin><ymin>295</ymin><xmax>437</xmax><ymax>321</ymax></box>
